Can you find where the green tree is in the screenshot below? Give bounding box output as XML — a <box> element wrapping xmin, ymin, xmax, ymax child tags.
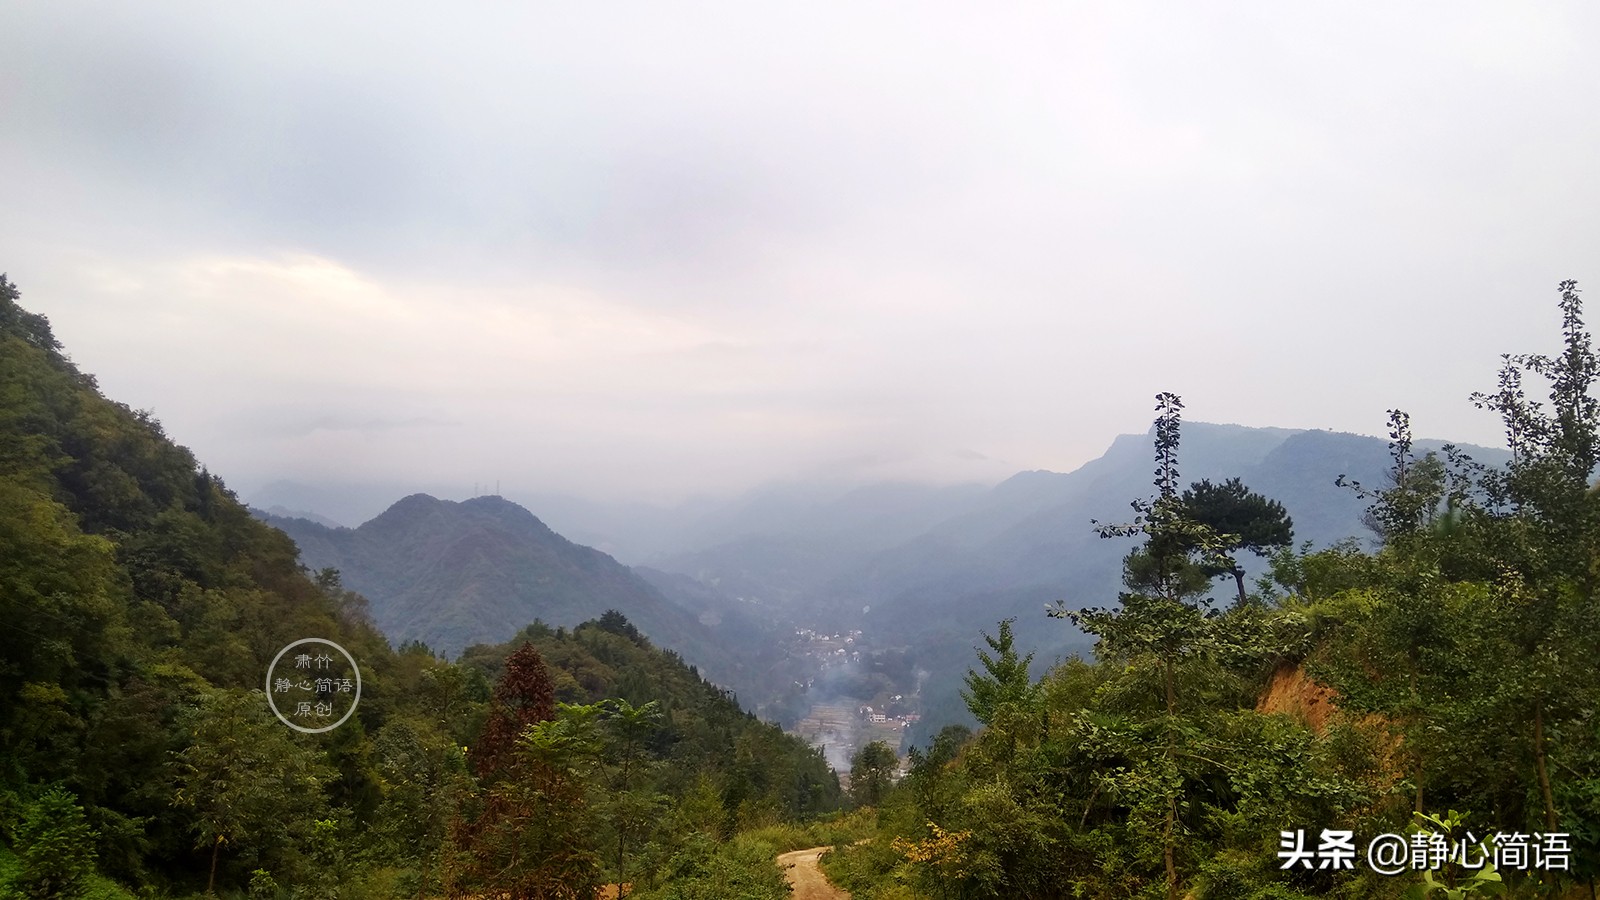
<box><xmin>1462</xmin><ymin>280</ymin><xmax>1600</xmax><ymax>836</ymax></box>
<box><xmin>370</xmin><ymin>719</ymin><xmax>469</xmax><ymax>899</ymax></box>
<box><xmin>171</xmin><ymin>689</ymin><xmax>333</xmax><ymax>894</ymax></box>
<box><xmin>10</xmin><ymin>788</ymin><xmax>98</xmax><ymax>900</ymax></box>
<box><xmin>1309</xmin><ymin>282</ymin><xmax>1600</xmax><ymax>890</ymax></box>
<box><xmin>1179</xmin><ymin>477</ymin><xmax>1294</xmax><ymax>604</ymax></box>
<box><xmin>961</xmin><ymin>619</ymin><xmax>1035</xmax><ymax>728</ymax></box>
<box><xmin>849</xmin><ymin>741</ymin><xmax>898</xmax><ymax>808</ymax></box>
<box><xmin>487</xmin><ymin>703</ymin><xmax>606</xmax><ymax>898</ymax></box>
<box><xmin>600</xmin><ymin>698</ymin><xmax>664</xmax><ymax>895</ymax></box>
<box><xmin>1058</xmin><ymin>392</ymin><xmax>1235</xmax><ymax>900</ymax></box>
<box><xmin>456</xmin><ymin>648</ymin><xmax>602</xmax><ymax>898</ymax></box>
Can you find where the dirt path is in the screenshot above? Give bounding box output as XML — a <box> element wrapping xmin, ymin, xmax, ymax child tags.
<box><xmin>777</xmin><ymin>846</ymin><xmax>850</xmax><ymax>900</ymax></box>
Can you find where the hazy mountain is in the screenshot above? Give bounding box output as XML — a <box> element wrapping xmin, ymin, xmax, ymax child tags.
<box><xmin>259</xmin><ymin>504</ymin><xmax>345</xmax><ymax>529</ymax></box>
<box><xmin>642</xmin><ymin>422</ymin><xmax>1510</xmax><ymax>744</ymax></box>
<box><xmin>252</xmin><ymin>421</ymin><xmax>1512</xmax><ymax>748</ymax></box>
<box><xmin>255</xmin><ymin>494</ymin><xmax>775</xmax><ymax>694</ymax></box>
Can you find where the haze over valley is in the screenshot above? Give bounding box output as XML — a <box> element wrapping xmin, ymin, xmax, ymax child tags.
<box><xmin>252</xmin><ymin>422</ymin><xmax>1509</xmax><ymax>758</ymax></box>
<box><xmin>6</xmin><ymin>3</ymin><xmax>1600</xmax><ymax>897</ymax></box>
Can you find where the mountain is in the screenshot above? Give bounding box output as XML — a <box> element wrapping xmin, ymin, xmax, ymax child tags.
<box><xmin>259</xmin><ymin>504</ymin><xmax>345</xmax><ymax>529</ymax></box>
<box><xmin>0</xmin><ymin>275</ymin><xmax>847</xmax><ymax>895</ymax></box>
<box><xmin>255</xmin><ymin>494</ymin><xmax>779</xmax><ymax>695</ymax></box>
<box><xmin>644</xmin><ymin>421</ymin><xmax>1510</xmax><ymax>744</ymax></box>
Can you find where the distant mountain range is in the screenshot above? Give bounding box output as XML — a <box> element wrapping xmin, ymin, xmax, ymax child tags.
<box><xmin>253</xmin><ymin>494</ymin><xmax>779</xmax><ymax>700</ymax></box>
<box><xmin>253</xmin><ymin>421</ymin><xmax>1510</xmax><ymax>745</ymax></box>
<box><xmin>637</xmin><ymin>423</ymin><xmax>1510</xmax><ymax>743</ymax></box>
<box><xmin>654</xmin><ymin>423</ymin><xmax>1509</xmax><ymax>632</ymax></box>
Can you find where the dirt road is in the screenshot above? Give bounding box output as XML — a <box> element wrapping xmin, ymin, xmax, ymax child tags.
<box><xmin>777</xmin><ymin>846</ymin><xmax>850</xmax><ymax>900</ymax></box>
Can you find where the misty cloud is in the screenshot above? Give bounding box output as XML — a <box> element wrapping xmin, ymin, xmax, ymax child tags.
<box><xmin>3</xmin><ymin>2</ymin><xmax>1598</xmax><ymax>502</ymax></box>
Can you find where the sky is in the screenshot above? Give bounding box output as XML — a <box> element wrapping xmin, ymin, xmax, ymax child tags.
<box><xmin>4</xmin><ymin>2</ymin><xmax>1598</xmax><ymax>506</ymax></box>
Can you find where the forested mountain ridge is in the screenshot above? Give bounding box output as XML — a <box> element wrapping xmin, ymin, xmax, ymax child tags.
<box><xmin>254</xmin><ymin>493</ymin><xmax>777</xmax><ymax>696</ymax></box>
<box><xmin>0</xmin><ymin>275</ymin><xmax>838</xmax><ymax>898</ymax></box>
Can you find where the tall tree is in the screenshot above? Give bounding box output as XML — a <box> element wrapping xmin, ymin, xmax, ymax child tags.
<box><xmin>1061</xmin><ymin>392</ymin><xmax>1233</xmax><ymax>900</ymax></box>
<box><xmin>1467</xmin><ymin>279</ymin><xmax>1600</xmax><ymax>834</ymax></box>
<box><xmin>469</xmin><ymin>642</ymin><xmax>556</xmax><ymax>780</ymax></box>
<box><xmin>600</xmin><ymin>698</ymin><xmax>663</xmax><ymax>895</ymax></box>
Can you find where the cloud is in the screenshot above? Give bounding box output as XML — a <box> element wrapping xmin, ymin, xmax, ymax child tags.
<box><xmin>4</xmin><ymin>2</ymin><xmax>1598</xmax><ymax>501</ymax></box>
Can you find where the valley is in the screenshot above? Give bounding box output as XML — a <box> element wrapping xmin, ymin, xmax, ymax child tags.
<box><xmin>255</xmin><ymin>422</ymin><xmax>1513</xmax><ymax>769</ymax></box>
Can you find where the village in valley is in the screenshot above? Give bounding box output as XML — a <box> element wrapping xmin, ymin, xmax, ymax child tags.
<box><xmin>781</xmin><ymin>626</ymin><xmax>924</xmax><ymax>772</ymax></box>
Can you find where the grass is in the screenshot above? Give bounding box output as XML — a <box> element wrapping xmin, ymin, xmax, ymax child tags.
<box><xmin>742</xmin><ymin>808</ymin><xmax>877</xmax><ymax>854</ymax></box>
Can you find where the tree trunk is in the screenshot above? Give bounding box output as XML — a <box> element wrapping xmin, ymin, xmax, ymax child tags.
<box><xmin>1163</xmin><ymin>661</ymin><xmax>1178</xmax><ymax>900</ymax></box>
<box><xmin>1164</xmin><ymin>795</ymin><xmax>1178</xmax><ymax>900</ymax></box>
<box><xmin>617</xmin><ymin>831</ymin><xmax>627</xmax><ymax>898</ymax></box>
<box><xmin>1534</xmin><ymin>702</ymin><xmax>1559</xmax><ymax>830</ymax></box>
<box><xmin>208</xmin><ymin>834</ymin><xmax>222</xmax><ymax>895</ymax></box>
<box><xmin>1232</xmin><ymin>569</ymin><xmax>1248</xmax><ymax>605</ymax></box>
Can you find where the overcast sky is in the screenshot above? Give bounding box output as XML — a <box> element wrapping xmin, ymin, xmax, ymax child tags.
<box><xmin>4</xmin><ymin>2</ymin><xmax>1597</xmax><ymax>504</ymax></box>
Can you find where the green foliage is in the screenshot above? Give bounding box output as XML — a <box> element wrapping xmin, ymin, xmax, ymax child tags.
<box><xmin>849</xmin><ymin>741</ymin><xmax>898</xmax><ymax>808</ymax></box>
<box><xmin>171</xmin><ymin>690</ymin><xmax>334</xmax><ymax>892</ymax></box>
<box><xmin>739</xmin><ymin>808</ymin><xmax>875</xmax><ymax>854</ymax></box>
<box><xmin>632</xmin><ymin>834</ymin><xmax>791</xmax><ymax>900</ymax></box>
<box><xmin>1403</xmin><ymin>811</ymin><xmax>1503</xmax><ymax>900</ymax></box>
<box><xmin>961</xmin><ymin>619</ymin><xmax>1036</xmax><ymax>730</ymax></box>
<box><xmin>246</xmin><ymin>867</ymin><xmax>277</xmax><ymax>899</ymax></box>
<box><xmin>9</xmin><ymin>788</ymin><xmax>98</xmax><ymax>899</ymax></box>
<box><xmin>1180</xmin><ymin>477</ymin><xmax>1294</xmax><ymax>603</ymax></box>
<box><xmin>9</xmin><ymin>268</ymin><xmax>1600</xmax><ymax>899</ymax></box>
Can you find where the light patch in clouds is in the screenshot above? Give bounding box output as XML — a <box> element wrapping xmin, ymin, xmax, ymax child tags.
<box><xmin>4</xmin><ymin>2</ymin><xmax>1599</xmax><ymax>503</ymax></box>
<box><xmin>49</xmin><ymin>252</ymin><xmax>953</xmax><ymax>498</ymax></box>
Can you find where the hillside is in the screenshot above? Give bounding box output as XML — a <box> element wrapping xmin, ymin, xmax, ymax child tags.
<box><xmin>255</xmin><ymin>494</ymin><xmax>780</xmax><ymax>698</ymax></box>
<box><xmin>0</xmin><ymin>276</ymin><xmax>839</xmax><ymax>897</ymax></box>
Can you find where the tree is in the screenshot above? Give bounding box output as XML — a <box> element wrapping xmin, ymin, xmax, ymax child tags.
<box><xmin>1314</xmin><ymin>281</ymin><xmax>1600</xmax><ymax>887</ymax></box>
<box><xmin>1465</xmin><ymin>280</ymin><xmax>1600</xmax><ymax>835</ymax></box>
<box><xmin>961</xmin><ymin>619</ymin><xmax>1035</xmax><ymax>727</ymax></box>
<box><xmin>0</xmin><ymin>273</ymin><xmax>65</xmax><ymax>356</ymax></box>
<box><xmin>470</xmin><ymin>703</ymin><xmax>607</xmax><ymax>898</ymax></box>
<box><xmin>849</xmin><ymin>741</ymin><xmax>898</xmax><ymax>808</ymax></box>
<box><xmin>172</xmin><ymin>689</ymin><xmax>333</xmax><ymax>894</ymax></box>
<box><xmin>1179</xmin><ymin>477</ymin><xmax>1293</xmax><ymax>604</ymax></box>
<box><xmin>1337</xmin><ymin>410</ymin><xmax>1455</xmax><ymax>545</ymax></box>
<box><xmin>599</xmin><ymin>698</ymin><xmax>664</xmax><ymax>895</ymax></box>
<box><xmin>1058</xmin><ymin>392</ymin><xmax>1234</xmax><ymax>900</ymax></box>
<box><xmin>11</xmin><ymin>788</ymin><xmax>98</xmax><ymax>900</ymax></box>
<box><xmin>456</xmin><ymin>647</ymin><xmax>602</xmax><ymax>898</ymax></box>
<box><xmin>470</xmin><ymin>642</ymin><xmax>557</xmax><ymax>779</ymax></box>
<box><xmin>370</xmin><ymin>719</ymin><xmax>469</xmax><ymax>900</ymax></box>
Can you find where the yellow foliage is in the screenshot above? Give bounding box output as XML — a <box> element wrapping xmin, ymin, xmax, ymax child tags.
<box><xmin>892</xmin><ymin>821</ymin><xmax>974</xmax><ymax>881</ymax></box>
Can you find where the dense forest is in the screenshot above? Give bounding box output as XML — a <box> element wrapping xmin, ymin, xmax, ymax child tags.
<box><xmin>5</xmin><ymin>273</ymin><xmax>1600</xmax><ymax>899</ymax></box>
<box><xmin>0</xmin><ymin>274</ymin><xmax>842</xmax><ymax>898</ymax></box>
